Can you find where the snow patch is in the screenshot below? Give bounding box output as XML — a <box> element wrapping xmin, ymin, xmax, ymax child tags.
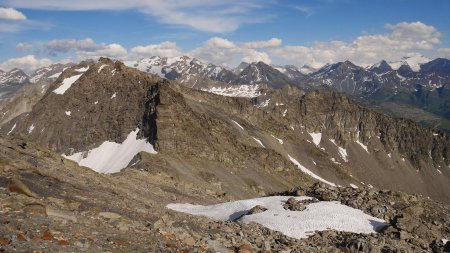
<box><xmin>94</xmin><ymin>101</ymin><xmax>98</xmax><ymax>105</ymax></box>
<box><xmin>350</xmin><ymin>184</ymin><xmax>358</xmax><ymax>189</ymax></box>
<box><xmin>62</xmin><ymin>128</ymin><xmax>157</xmax><ymax>173</ymax></box>
<box><xmin>28</xmin><ymin>124</ymin><xmax>35</xmax><ymax>134</ymax></box>
<box><xmin>356</xmin><ymin>140</ymin><xmax>369</xmax><ymax>153</ymax></box>
<box><xmin>111</xmin><ymin>92</ymin><xmax>117</xmax><ymax>99</ymax></box>
<box><xmin>288</xmin><ymin>155</ymin><xmax>336</xmax><ymax>186</ymax></box>
<box><xmin>252</xmin><ymin>137</ymin><xmax>265</xmax><ymax>148</ymax></box>
<box><xmin>309</xmin><ymin>132</ymin><xmax>322</xmax><ymax>146</ymax></box>
<box><xmin>75</xmin><ymin>66</ymin><xmax>89</xmax><ymax>72</ymax></box>
<box><xmin>7</xmin><ymin>123</ymin><xmax>16</xmax><ymax>135</ymax></box>
<box><xmin>167</xmin><ymin>196</ymin><xmax>387</xmax><ymax>239</ymax></box>
<box><xmin>231</xmin><ymin>120</ymin><xmax>244</xmax><ymax>130</ymax></box>
<box><xmin>98</xmin><ymin>64</ymin><xmax>108</xmax><ymax>73</ymax></box>
<box><xmin>271</xmin><ymin>135</ymin><xmax>283</xmax><ymax>144</ymax></box>
<box><xmin>65</xmin><ymin>111</ymin><xmax>71</xmax><ymax>116</ymax></box>
<box><xmin>53</xmin><ymin>74</ymin><xmax>83</xmax><ymax>95</ymax></box>
<box><xmin>48</xmin><ymin>72</ymin><xmax>62</xmax><ymax>79</ymax></box>
<box><xmin>201</xmin><ymin>84</ymin><xmax>261</xmax><ymax>98</ymax></box>
<box><xmin>283</xmin><ymin>109</ymin><xmax>287</xmax><ymax>117</ymax></box>
<box><xmin>257</xmin><ymin>98</ymin><xmax>270</xmax><ymax>108</ymax></box>
<box><xmin>330</xmin><ymin>139</ymin><xmax>348</xmax><ymax>162</ymax></box>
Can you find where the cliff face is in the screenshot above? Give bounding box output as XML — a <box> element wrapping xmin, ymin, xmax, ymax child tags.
<box><xmin>297</xmin><ymin>91</ymin><xmax>449</xmax><ymax>168</ymax></box>
<box><xmin>4</xmin><ymin>58</ymin><xmax>162</xmax><ymax>154</ymax></box>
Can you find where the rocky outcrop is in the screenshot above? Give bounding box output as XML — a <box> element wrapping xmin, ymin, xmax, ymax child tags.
<box><xmin>4</xmin><ymin>58</ymin><xmax>163</xmax><ymax>154</ymax></box>
<box><xmin>297</xmin><ymin>91</ymin><xmax>449</xmax><ymax>168</ymax></box>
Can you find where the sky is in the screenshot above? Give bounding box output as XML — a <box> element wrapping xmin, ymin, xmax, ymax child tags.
<box><xmin>1</xmin><ymin>0</ymin><xmax>450</xmax><ymax>73</ymax></box>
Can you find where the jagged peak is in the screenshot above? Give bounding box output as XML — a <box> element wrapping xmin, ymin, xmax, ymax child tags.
<box><xmin>420</xmin><ymin>57</ymin><xmax>450</xmax><ymax>74</ymax></box>
<box><xmin>369</xmin><ymin>60</ymin><xmax>392</xmax><ymax>74</ymax></box>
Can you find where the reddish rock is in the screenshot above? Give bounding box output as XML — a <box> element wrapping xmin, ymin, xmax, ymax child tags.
<box><xmin>0</xmin><ymin>237</ymin><xmax>10</xmax><ymax>246</ymax></box>
<box><xmin>17</xmin><ymin>232</ymin><xmax>26</xmax><ymax>241</ymax></box>
<box><xmin>41</xmin><ymin>230</ymin><xmax>54</xmax><ymax>241</ymax></box>
<box><xmin>239</xmin><ymin>243</ymin><xmax>253</xmax><ymax>252</ymax></box>
<box><xmin>113</xmin><ymin>239</ymin><xmax>129</xmax><ymax>247</ymax></box>
<box><xmin>58</xmin><ymin>238</ymin><xmax>70</xmax><ymax>246</ymax></box>
<box><xmin>87</xmin><ymin>235</ymin><xmax>95</xmax><ymax>242</ymax></box>
<box><xmin>165</xmin><ymin>243</ymin><xmax>177</xmax><ymax>249</ymax></box>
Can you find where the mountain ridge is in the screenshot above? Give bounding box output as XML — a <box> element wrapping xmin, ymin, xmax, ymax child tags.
<box><xmin>3</xmin><ymin>57</ymin><xmax>449</xmax><ymax>203</ymax></box>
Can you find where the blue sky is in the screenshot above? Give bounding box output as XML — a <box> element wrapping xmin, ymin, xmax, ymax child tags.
<box><xmin>1</xmin><ymin>0</ymin><xmax>450</xmax><ymax>72</ymax></box>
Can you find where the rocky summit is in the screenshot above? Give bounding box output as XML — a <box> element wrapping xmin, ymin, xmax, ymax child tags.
<box><xmin>0</xmin><ymin>57</ymin><xmax>449</xmax><ymax>252</ymax></box>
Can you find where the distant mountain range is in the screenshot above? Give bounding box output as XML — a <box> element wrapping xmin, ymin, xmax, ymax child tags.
<box><xmin>123</xmin><ymin>55</ymin><xmax>450</xmax><ymax>131</ymax></box>
<box><xmin>2</xmin><ymin>55</ymin><xmax>449</xmax><ymax>131</ymax></box>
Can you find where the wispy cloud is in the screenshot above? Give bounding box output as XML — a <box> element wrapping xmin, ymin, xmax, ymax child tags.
<box><xmin>15</xmin><ymin>42</ymin><xmax>32</xmax><ymax>50</ymax></box>
<box><xmin>0</xmin><ymin>0</ymin><xmax>274</xmax><ymax>33</ymax></box>
<box><xmin>44</xmin><ymin>38</ymin><xmax>127</xmax><ymax>59</ymax></box>
<box><xmin>294</xmin><ymin>5</ymin><xmax>314</xmax><ymax>17</ymax></box>
<box><xmin>0</xmin><ymin>7</ymin><xmax>52</xmax><ymax>33</ymax></box>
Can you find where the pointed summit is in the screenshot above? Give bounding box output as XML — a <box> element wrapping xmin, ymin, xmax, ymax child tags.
<box><xmin>370</xmin><ymin>60</ymin><xmax>392</xmax><ymax>74</ymax></box>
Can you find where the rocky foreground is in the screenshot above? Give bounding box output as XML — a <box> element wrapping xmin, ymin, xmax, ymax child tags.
<box><xmin>0</xmin><ymin>136</ymin><xmax>449</xmax><ymax>252</ymax></box>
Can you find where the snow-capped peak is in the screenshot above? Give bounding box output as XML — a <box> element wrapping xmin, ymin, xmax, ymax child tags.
<box><xmin>388</xmin><ymin>55</ymin><xmax>430</xmax><ymax>72</ymax></box>
<box><xmin>299</xmin><ymin>65</ymin><xmax>317</xmax><ymax>75</ymax></box>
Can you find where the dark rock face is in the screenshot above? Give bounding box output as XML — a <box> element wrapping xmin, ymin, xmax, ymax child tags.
<box><xmin>4</xmin><ymin>58</ymin><xmax>164</xmax><ymax>154</ymax></box>
<box><xmin>297</xmin><ymin>91</ymin><xmax>449</xmax><ymax>168</ymax></box>
<box><xmin>421</xmin><ymin>58</ymin><xmax>450</xmax><ymax>75</ymax></box>
<box><xmin>141</xmin><ymin>84</ymin><xmax>160</xmax><ymax>150</ymax></box>
<box><xmin>369</xmin><ymin>60</ymin><xmax>393</xmax><ymax>74</ymax></box>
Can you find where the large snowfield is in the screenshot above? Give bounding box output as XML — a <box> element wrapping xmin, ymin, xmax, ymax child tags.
<box><xmin>63</xmin><ymin>129</ymin><xmax>157</xmax><ymax>173</ymax></box>
<box><xmin>167</xmin><ymin>196</ymin><xmax>388</xmax><ymax>239</ymax></box>
<box><xmin>201</xmin><ymin>84</ymin><xmax>261</xmax><ymax>98</ymax></box>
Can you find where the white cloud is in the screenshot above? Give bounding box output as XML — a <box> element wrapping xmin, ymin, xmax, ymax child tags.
<box><xmin>16</xmin><ymin>42</ymin><xmax>32</xmax><ymax>50</ymax></box>
<box><xmin>190</xmin><ymin>37</ymin><xmax>241</xmax><ymax>67</ymax></box>
<box><xmin>44</xmin><ymin>38</ymin><xmax>127</xmax><ymax>59</ymax></box>
<box><xmin>1</xmin><ymin>0</ymin><xmax>272</xmax><ymax>33</ymax></box>
<box><xmin>242</xmin><ymin>38</ymin><xmax>282</xmax><ymax>49</ymax></box>
<box><xmin>437</xmin><ymin>48</ymin><xmax>450</xmax><ymax>58</ymax></box>
<box><xmin>272</xmin><ymin>21</ymin><xmax>443</xmax><ymax>68</ymax></box>
<box><xmin>131</xmin><ymin>41</ymin><xmax>182</xmax><ymax>58</ymax></box>
<box><xmin>0</xmin><ymin>55</ymin><xmax>52</xmax><ymax>73</ymax></box>
<box><xmin>7</xmin><ymin>22</ymin><xmax>448</xmax><ymax>71</ymax></box>
<box><xmin>0</xmin><ymin>7</ymin><xmax>26</xmax><ymax>20</ymax></box>
<box><xmin>242</xmin><ymin>50</ymin><xmax>271</xmax><ymax>64</ymax></box>
<box><xmin>78</xmin><ymin>43</ymin><xmax>127</xmax><ymax>59</ymax></box>
<box><xmin>189</xmin><ymin>37</ymin><xmax>272</xmax><ymax>66</ymax></box>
